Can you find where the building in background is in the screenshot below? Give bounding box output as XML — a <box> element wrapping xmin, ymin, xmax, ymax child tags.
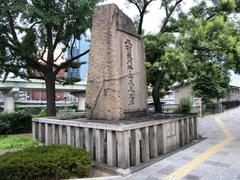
<box><xmin>173</xmin><ymin>83</ymin><xmax>240</xmax><ymax>111</ymax></box>
<box><xmin>14</xmin><ymin>35</ymin><xmax>90</xmax><ymax>103</ymax></box>
<box><xmin>66</xmin><ymin>35</ymin><xmax>90</xmax><ymax>82</ymax></box>
<box><xmin>26</xmin><ymin>69</ymin><xmax>66</xmax><ymax>101</ymax></box>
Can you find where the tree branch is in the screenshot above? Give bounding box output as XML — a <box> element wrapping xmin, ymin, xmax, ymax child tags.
<box><xmin>71</xmin><ymin>36</ymin><xmax>76</xmax><ymax>59</ymax></box>
<box><xmin>40</xmin><ymin>45</ymin><xmax>47</xmax><ymax>61</ymax></box>
<box><xmin>30</xmin><ymin>21</ymin><xmax>41</xmax><ymax>30</ymax></box>
<box><xmin>128</xmin><ymin>0</ymin><xmax>142</xmax><ymax>14</ymax></box>
<box><xmin>6</xmin><ymin>10</ymin><xmax>19</xmax><ymax>44</ymax></box>
<box><xmin>24</xmin><ymin>56</ymin><xmax>47</xmax><ymax>74</ymax></box>
<box><xmin>39</xmin><ymin>58</ymin><xmax>59</xmax><ymax>68</ymax></box>
<box><xmin>55</xmin><ymin>49</ymin><xmax>89</xmax><ymax>74</ymax></box>
<box><xmin>53</xmin><ymin>21</ymin><xmax>64</xmax><ymax>51</ymax></box>
<box><xmin>54</xmin><ymin>50</ymin><xmax>64</xmax><ymax>62</ymax></box>
<box><xmin>160</xmin><ymin>0</ymin><xmax>183</xmax><ymax>34</ymax></box>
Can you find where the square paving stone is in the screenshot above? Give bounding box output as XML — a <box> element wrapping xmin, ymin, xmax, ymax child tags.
<box><xmin>142</xmin><ymin>176</ymin><xmax>160</xmax><ymax>180</ymax></box>
<box><xmin>203</xmin><ymin>160</ymin><xmax>230</xmax><ymax>168</ymax></box>
<box><xmin>236</xmin><ymin>173</ymin><xmax>240</xmax><ymax>180</ymax></box>
<box><xmin>181</xmin><ymin>156</ymin><xmax>193</xmax><ymax>161</ymax></box>
<box><xmin>183</xmin><ymin>174</ymin><xmax>200</xmax><ymax>180</ymax></box>
<box><xmin>217</xmin><ymin>151</ymin><xmax>229</xmax><ymax>155</ymax></box>
<box><xmin>157</xmin><ymin>165</ymin><xmax>176</xmax><ymax>175</ymax></box>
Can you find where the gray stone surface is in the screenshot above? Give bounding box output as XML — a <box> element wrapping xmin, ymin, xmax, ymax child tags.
<box><xmin>85</xmin><ymin>4</ymin><xmax>147</xmax><ymax>120</ymax></box>
<box><xmin>183</xmin><ymin>174</ymin><xmax>200</xmax><ymax>180</ymax></box>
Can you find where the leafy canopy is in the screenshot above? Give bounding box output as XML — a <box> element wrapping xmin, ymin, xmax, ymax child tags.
<box><xmin>0</xmin><ymin>0</ymin><xmax>99</xmax><ymax>80</ymax></box>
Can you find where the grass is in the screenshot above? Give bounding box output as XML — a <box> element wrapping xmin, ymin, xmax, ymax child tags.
<box><xmin>0</xmin><ymin>135</ymin><xmax>39</xmax><ymax>151</ymax></box>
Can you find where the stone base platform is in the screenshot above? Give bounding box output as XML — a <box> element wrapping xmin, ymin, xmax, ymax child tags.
<box><xmin>32</xmin><ymin>114</ymin><xmax>198</xmax><ymax>170</ymax></box>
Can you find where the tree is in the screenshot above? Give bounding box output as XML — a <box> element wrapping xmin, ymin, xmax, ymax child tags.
<box><xmin>0</xmin><ymin>0</ymin><xmax>99</xmax><ymax>116</ymax></box>
<box><xmin>129</xmin><ymin>0</ymin><xmax>239</xmax><ymax>112</ymax></box>
<box><xmin>144</xmin><ymin>32</ymin><xmax>188</xmax><ymax>112</ymax></box>
<box><xmin>191</xmin><ymin>64</ymin><xmax>230</xmax><ymax>103</ymax></box>
<box><xmin>127</xmin><ymin>0</ymin><xmax>155</xmax><ymax>35</ymax></box>
<box><xmin>128</xmin><ymin>0</ymin><xmax>185</xmax><ymax>112</ymax></box>
<box><xmin>175</xmin><ymin>4</ymin><xmax>239</xmax><ymax>101</ymax></box>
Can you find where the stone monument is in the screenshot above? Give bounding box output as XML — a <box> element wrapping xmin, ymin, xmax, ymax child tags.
<box><xmin>86</xmin><ymin>4</ymin><xmax>147</xmax><ymax>120</ymax></box>
<box><xmin>32</xmin><ymin>5</ymin><xmax>198</xmax><ymax>170</ymax></box>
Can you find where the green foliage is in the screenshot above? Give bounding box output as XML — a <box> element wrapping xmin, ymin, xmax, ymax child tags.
<box><xmin>57</xmin><ymin>76</ymin><xmax>80</xmax><ymax>85</ymax></box>
<box><xmin>18</xmin><ymin>107</ymin><xmax>46</xmax><ymax>115</ymax></box>
<box><xmin>0</xmin><ymin>145</ymin><xmax>92</xmax><ymax>179</ymax></box>
<box><xmin>133</xmin><ymin>0</ymin><xmax>240</xmax><ymax>113</ymax></box>
<box><xmin>144</xmin><ymin>33</ymin><xmax>188</xmax><ymax>94</ymax></box>
<box><xmin>191</xmin><ymin>65</ymin><xmax>230</xmax><ymax>103</ymax></box>
<box><xmin>0</xmin><ymin>135</ymin><xmax>39</xmax><ymax>150</ymax></box>
<box><xmin>204</xmin><ymin>101</ymin><xmax>218</xmax><ymax>114</ymax></box>
<box><xmin>0</xmin><ymin>112</ymin><xmax>32</xmax><ymax>135</ymax></box>
<box><xmin>56</xmin><ymin>109</ymin><xmax>79</xmax><ymax>120</ymax></box>
<box><xmin>0</xmin><ymin>0</ymin><xmax>100</xmax><ymax>116</ymax></box>
<box><xmin>174</xmin><ymin>96</ymin><xmax>192</xmax><ymax>114</ymax></box>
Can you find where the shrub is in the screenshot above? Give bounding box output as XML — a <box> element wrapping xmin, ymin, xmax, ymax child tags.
<box><xmin>57</xmin><ymin>109</ymin><xmax>79</xmax><ymax>120</ymax></box>
<box><xmin>0</xmin><ymin>145</ymin><xmax>92</xmax><ymax>179</ymax></box>
<box><xmin>204</xmin><ymin>101</ymin><xmax>218</xmax><ymax>114</ymax></box>
<box><xmin>174</xmin><ymin>96</ymin><xmax>192</xmax><ymax>114</ymax></box>
<box><xmin>0</xmin><ymin>121</ymin><xmax>10</xmax><ymax>135</ymax></box>
<box><xmin>0</xmin><ymin>112</ymin><xmax>32</xmax><ymax>135</ymax></box>
<box><xmin>17</xmin><ymin>107</ymin><xmax>45</xmax><ymax>115</ymax></box>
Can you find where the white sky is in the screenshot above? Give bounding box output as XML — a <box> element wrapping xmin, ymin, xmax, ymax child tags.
<box><xmin>101</xmin><ymin>0</ymin><xmax>195</xmax><ymax>34</ymax></box>
<box><xmin>101</xmin><ymin>0</ymin><xmax>240</xmax><ymax>86</ymax></box>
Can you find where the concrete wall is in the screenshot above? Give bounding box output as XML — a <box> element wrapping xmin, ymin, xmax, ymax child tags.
<box><xmin>173</xmin><ymin>85</ymin><xmax>193</xmax><ymax>104</ymax></box>
<box><xmin>222</xmin><ymin>86</ymin><xmax>240</xmax><ymax>102</ymax></box>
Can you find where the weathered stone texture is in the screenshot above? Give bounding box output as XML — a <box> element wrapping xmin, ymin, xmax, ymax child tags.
<box><xmin>85</xmin><ymin>4</ymin><xmax>147</xmax><ymax>120</ymax></box>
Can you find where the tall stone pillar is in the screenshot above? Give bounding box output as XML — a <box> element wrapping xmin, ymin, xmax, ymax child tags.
<box><xmin>2</xmin><ymin>88</ymin><xmax>19</xmax><ymax>112</ymax></box>
<box><xmin>86</xmin><ymin>4</ymin><xmax>147</xmax><ymax>120</ymax></box>
<box><xmin>71</xmin><ymin>92</ymin><xmax>86</xmax><ymax>111</ymax></box>
<box><xmin>77</xmin><ymin>93</ymin><xmax>85</xmax><ymax>111</ymax></box>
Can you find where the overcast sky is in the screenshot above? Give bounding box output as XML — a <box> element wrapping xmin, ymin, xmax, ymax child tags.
<box><xmin>101</xmin><ymin>0</ymin><xmax>240</xmax><ymax>86</ymax></box>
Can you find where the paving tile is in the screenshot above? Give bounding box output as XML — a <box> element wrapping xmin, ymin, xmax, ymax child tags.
<box><xmin>138</xmin><ymin>167</ymin><xmax>160</xmax><ymax>176</ymax></box>
<box><xmin>217</xmin><ymin>151</ymin><xmax>229</xmax><ymax>155</ymax></box>
<box><xmin>183</xmin><ymin>174</ymin><xmax>200</xmax><ymax>180</ymax></box>
<box><xmin>237</xmin><ymin>173</ymin><xmax>240</xmax><ymax>180</ymax></box>
<box><xmin>157</xmin><ymin>165</ymin><xmax>176</xmax><ymax>175</ymax></box>
<box><xmin>124</xmin><ymin>173</ymin><xmax>148</xmax><ymax>180</ymax></box>
<box><xmin>142</xmin><ymin>176</ymin><xmax>160</xmax><ymax>180</ymax></box>
<box><xmin>203</xmin><ymin>160</ymin><xmax>230</xmax><ymax>168</ymax></box>
<box><xmin>181</xmin><ymin>156</ymin><xmax>193</xmax><ymax>161</ymax></box>
<box><xmin>219</xmin><ymin>168</ymin><xmax>240</xmax><ymax>180</ymax></box>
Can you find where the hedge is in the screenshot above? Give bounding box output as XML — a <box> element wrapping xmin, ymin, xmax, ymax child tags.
<box><xmin>0</xmin><ymin>145</ymin><xmax>92</xmax><ymax>179</ymax></box>
<box><xmin>0</xmin><ymin>112</ymin><xmax>32</xmax><ymax>135</ymax></box>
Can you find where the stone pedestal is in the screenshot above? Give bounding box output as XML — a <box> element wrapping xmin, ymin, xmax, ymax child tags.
<box><xmin>86</xmin><ymin>4</ymin><xmax>147</xmax><ymax>120</ymax></box>
<box><xmin>32</xmin><ymin>114</ymin><xmax>198</xmax><ymax>170</ymax></box>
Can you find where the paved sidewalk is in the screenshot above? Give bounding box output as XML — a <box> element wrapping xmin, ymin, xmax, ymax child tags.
<box><xmin>119</xmin><ymin>107</ymin><xmax>240</xmax><ymax>180</ymax></box>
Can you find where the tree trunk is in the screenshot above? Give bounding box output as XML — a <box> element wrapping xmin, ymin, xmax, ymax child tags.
<box><xmin>138</xmin><ymin>13</ymin><xmax>144</xmax><ymax>35</ymax></box>
<box><xmin>45</xmin><ymin>74</ymin><xmax>56</xmax><ymax>116</ymax></box>
<box><xmin>152</xmin><ymin>74</ymin><xmax>162</xmax><ymax>113</ymax></box>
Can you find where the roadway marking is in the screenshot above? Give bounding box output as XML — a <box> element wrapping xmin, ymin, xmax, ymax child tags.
<box><xmin>165</xmin><ymin>115</ymin><xmax>235</xmax><ymax>180</ymax></box>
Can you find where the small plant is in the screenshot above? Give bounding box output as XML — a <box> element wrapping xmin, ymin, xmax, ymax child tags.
<box><xmin>174</xmin><ymin>96</ymin><xmax>193</xmax><ymax>114</ymax></box>
<box><xmin>56</xmin><ymin>109</ymin><xmax>79</xmax><ymax>120</ymax></box>
<box><xmin>0</xmin><ymin>145</ymin><xmax>92</xmax><ymax>179</ymax></box>
<box><xmin>33</xmin><ymin>108</ymin><xmax>48</xmax><ymax>118</ymax></box>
